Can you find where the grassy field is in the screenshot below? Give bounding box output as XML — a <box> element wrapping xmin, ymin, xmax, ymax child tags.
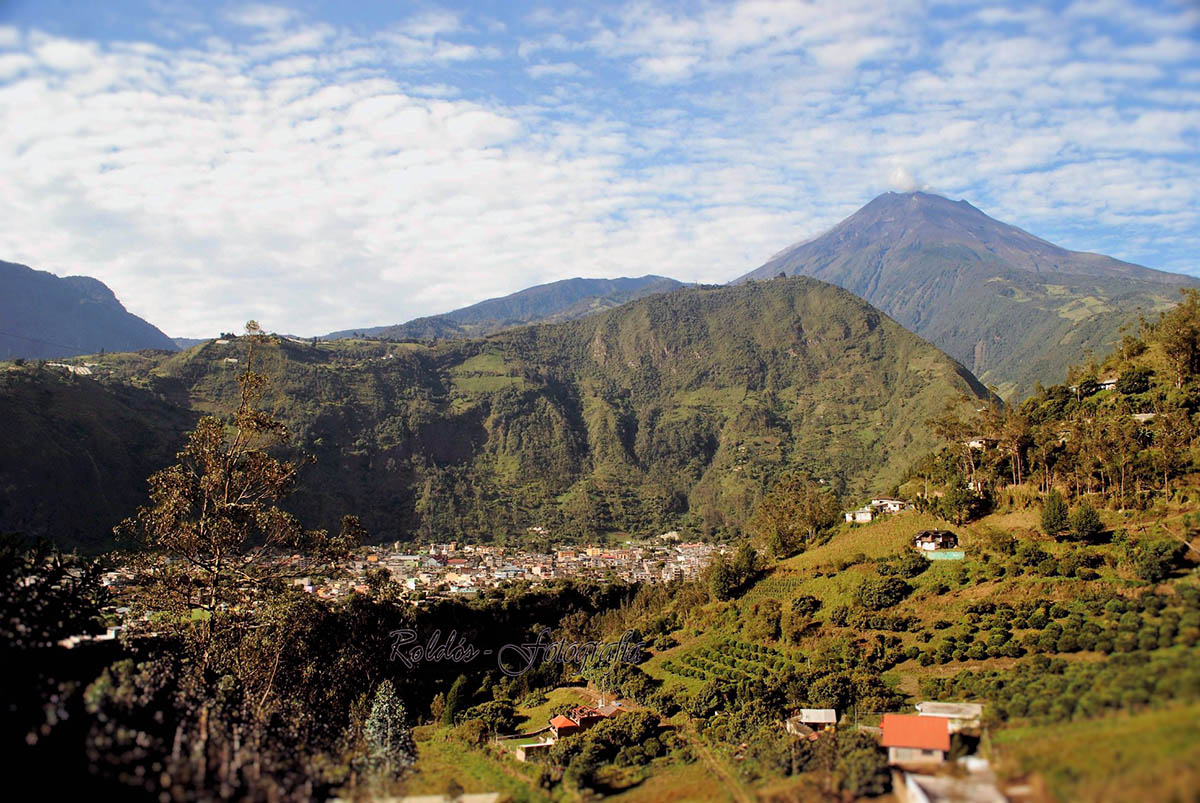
<box><xmin>506</xmin><ymin>734</ymin><xmax>554</xmax><ymax>748</ymax></box>
<box><xmin>606</xmin><ymin>761</ymin><xmax>737</xmax><ymax>803</ymax></box>
<box><xmin>449</xmin><ymin>352</ymin><xmax>528</xmax><ymax>397</ymax></box>
<box><xmin>991</xmin><ymin>702</ymin><xmax>1200</xmax><ymax>802</ymax></box>
<box><xmin>512</xmin><ymin>686</ymin><xmax>595</xmax><ymax>732</ymax></box>
<box><xmin>406</xmin><ymin>725</ymin><xmax>550</xmax><ymax>802</ymax></box>
<box><xmin>780</xmin><ymin>512</ymin><xmax>953</xmax><ymax>570</ymax></box>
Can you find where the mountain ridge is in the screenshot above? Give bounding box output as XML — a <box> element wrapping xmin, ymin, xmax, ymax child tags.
<box><xmin>738</xmin><ymin>191</ymin><xmax>1198</xmax><ymax>398</ymax></box>
<box><xmin>0</xmin><ymin>260</ymin><xmax>178</xmax><ymax>359</ymax></box>
<box><xmin>1</xmin><ymin>276</ymin><xmax>989</xmax><ymax>549</ymax></box>
<box><xmin>323</xmin><ymin>274</ymin><xmax>687</xmax><ymax>341</ymax></box>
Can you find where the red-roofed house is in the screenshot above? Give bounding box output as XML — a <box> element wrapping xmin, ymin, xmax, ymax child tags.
<box><xmin>549</xmin><ymin>714</ymin><xmax>580</xmax><ymax>738</ymax></box>
<box><xmin>880</xmin><ymin>714</ymin><xmax>950</xmax><ymax>765</ymax></box>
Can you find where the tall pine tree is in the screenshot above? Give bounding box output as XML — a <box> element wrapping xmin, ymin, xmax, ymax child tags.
<box><xmin>365</xmin><ymin>680</ymin><xmax>417</xmax><ymax>778</ymax></box>
<box><xmin>443</xmin><ymin>674</ymin><xmax>470</xmax><ymax>725</ymax></box>
<box><xmin>1041</xmin><ymin>489</ymin><xmax>1068</xmax><ymax>536</ymax></box>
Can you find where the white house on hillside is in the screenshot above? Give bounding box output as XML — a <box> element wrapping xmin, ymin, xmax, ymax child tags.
<box><xmin>845</xmin><ymin>506</ymin><xmax>875</xmax><ymax>524</ymax></box>
<box><xmin>870</xmin><ymin>497</ymin><xmax>906</xmax><ymax>513</ymax></box>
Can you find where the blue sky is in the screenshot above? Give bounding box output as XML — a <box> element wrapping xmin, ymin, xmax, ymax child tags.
<box><xmin>0</xmin><ymin>0</ymin><xmax>1197</xmax><ymax>336</ymax></box>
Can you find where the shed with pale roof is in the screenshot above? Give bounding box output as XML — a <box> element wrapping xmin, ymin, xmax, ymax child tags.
<box><xmin>915</xmin><ymin>701</ymin><xmax>982</xmax><ymax>731</ymax></box>
<box><xmin>799</xmin><ymin>708</ymin><xmax>838</xmax><ymax>725</ymax></box>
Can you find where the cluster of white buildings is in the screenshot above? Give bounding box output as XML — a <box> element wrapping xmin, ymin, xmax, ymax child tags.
<box><xmin>95</xmin><ymin>538</ymin><xmax>725</xmax><ymax>610</ymax></box>
<box><xmin>313</xmin><ymin>539</ymin><xmax>726</xmax><ymax>601</ymax></box>
<box><xmin>844</xmin><ymin>496</ymin><xmax>908</xmax><ymax>524</ymax></box>
<box><xmin>45</xmin><ymin>362</ymin><xmax>94</xmax><ymax>375</ymax></box>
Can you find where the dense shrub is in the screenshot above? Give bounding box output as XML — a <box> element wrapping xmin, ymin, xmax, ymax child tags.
<box><xmin>1068</xmin><ymin>502</ymin><xmax>1103</xmax><ymax>542</ymax></box>
<box><xmin>853</xmin><ymin>577</ymin><xmax>913</xmax><ymax>611</ymax></box>
<box><xmin>1132</xmin><ymin>541</ymin><xmax>1187</xmax><ymax>582</ymax></box>
<box><xmin>1041</xmin><ymin>490</ymin><xmax>1069</xmax><ymax>536</ymax></box>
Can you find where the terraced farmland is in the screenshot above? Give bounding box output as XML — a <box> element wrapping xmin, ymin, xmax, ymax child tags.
<box><xmin>661</xmin><ymin>638</ymin><xmax>793</xmax><ymax>683</ymax></box>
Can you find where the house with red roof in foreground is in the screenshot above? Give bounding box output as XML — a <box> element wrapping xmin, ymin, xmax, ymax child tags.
<box><xmin>549</xmin><ymin>714</ymin><xmax>581</xmax><ymax>738</ymax></box>
<box><xmin>880</xmin><ymin>714</ymin><xmax>950</xmax><ymax>765</ymax></box>
<box><xmin>548</xmin><ymin>703</ymin><xmax>626</xmax><ymax>739</ymax></box>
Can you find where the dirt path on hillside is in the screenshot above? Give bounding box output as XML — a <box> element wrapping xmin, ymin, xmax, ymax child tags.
<box><xmin>680</xmin><ymin>722</ymin><xmax>753</xmax><ymax>803</ymax></box>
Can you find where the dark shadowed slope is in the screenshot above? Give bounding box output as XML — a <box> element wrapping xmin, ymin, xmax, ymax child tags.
<box><xmin>0</xmin><ymin>260</ymin><xmax>177</xmax><ymax>359</ymax></box>
<box><xmin>738</xmin><ymin>192</ymin><xmax>1197</xmax><ymax>399</ymax></box>
<box><xmin>0</xmin><ymin>365</ymin><xmax>194</xmax><ymax>550</ymax></box>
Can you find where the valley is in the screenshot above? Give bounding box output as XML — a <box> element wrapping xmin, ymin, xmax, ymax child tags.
<box><xmin>4</xmin><ymin>0</ymin><xmax>1198</xmax><ymax>798</ymax></box>
<box><xmin>3</xmin><ymin>200</ymin><xmax>1199</xmax><ymax>803</ymax></box>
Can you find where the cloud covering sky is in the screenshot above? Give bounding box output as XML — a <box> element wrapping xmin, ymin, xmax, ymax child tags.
<box><xmin>0</xmin><ymin>0</ymin><xmax>1197</xmax><ymax>337</ymax></box>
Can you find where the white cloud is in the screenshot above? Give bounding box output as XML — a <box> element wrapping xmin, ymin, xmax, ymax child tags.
<box><xmin>886</xmin><ymin>166</ymin><xmax>921</xmax><ymax>193</ymax></box>
<box><xmin>525</xmin><ymin>61</ymin><xmax>584</xmax><ymax>78</ymax></box>
<box><xmin>224</xmin><ymin>4</ymin><xmax>296</xmax><ymax>30</ymax></box>
<box><xmin>1119</xmin><ymin>36</ymin><xmax>1199</xmax><ymax>64</ymax></box>
<box><xmin>0</xmin><ymin>0</ymin><xmax>1197</xmax><ymax>337</ymax></box>
<box><xmin>0</xmin><ymin>53</ymin><xmax>34</xmax><ymax>80</ymax></box>
<box><xmin>403</xmin><ymin>11</ymin><xmax>464</xmax><ymax>38</ymax></box>
<box><xmin>634</xmin><ymin>53</ymin><xmax>702</xmax><ymax>81</ymax></box>
<box><xmin>375</xmin><ymin>30</ymin><xmax>495</xmax><ymax>64</ymax></box>
<box><xmin>584</xmin><ymin>0</ymin><xmax>920</xmax><ymax>82</ymax></box>
<box><xmin>31</xmin><ymin>35</ymin><xmax>98</xmax><ymax>71</ymax></box>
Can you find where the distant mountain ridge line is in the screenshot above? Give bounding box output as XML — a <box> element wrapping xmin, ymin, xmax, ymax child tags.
<box><xmin>321</xmin><ymin>275</ymin><xmax>689</xmax><ymax>342</ymax></box>
<box><xmin>0</xmin><ymin>260</ymin><xmax>177</xmax><ymax>360</ymax></box>
<box><xmin>312</xmin><ymin>193</ymin><xmax>1195</xmax><ymax>401</ymax></box>
<box><xmin>6</xmin><ymin>191</ymin><xmax>1196</xmax><ymax>400</ymax></box>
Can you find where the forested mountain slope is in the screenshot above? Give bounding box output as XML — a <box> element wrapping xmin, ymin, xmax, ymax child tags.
<box><xmin>1</xmin><ymin>278</ymin><xmax>988</xmax><ymax>548</ymax></box>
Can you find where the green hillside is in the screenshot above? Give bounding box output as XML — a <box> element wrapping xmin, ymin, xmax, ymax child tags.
<box><xmin>0</xmin><ymin>365</ymin><xmax>194</xmax><ymax>548</ymax></box>
<box><xmin>623</xmin><ymin>502</ymin><xmax>1200</xmax><ymax>801</ymax></box>
<box><xmin>0</xmin><ymin>277</ymin><xmax>989</xmax><ymax>549</ymax></box>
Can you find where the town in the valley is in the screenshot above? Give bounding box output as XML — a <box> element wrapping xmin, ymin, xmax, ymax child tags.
<box><xmin>98</xmin><ymin>535</ymin><xmax>727</xmax><ymax>606</ymax></box>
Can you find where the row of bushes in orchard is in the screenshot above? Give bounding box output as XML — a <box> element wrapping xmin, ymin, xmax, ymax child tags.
<box><xmin>829</xmin><ymin>605</ymin><xmax>922</xmax><ymax>632</ymax></box>
<box><xmin>837</xmin><ymin>583</ymin><xmax>1200</xmax><ymax>663</ymax></box>
<box><xmin>714</xmin><ymin>638</ymin><xmax>791</xmax><ymax>671</ymax></box>
<box><xmin>922</xmin><ymin>649</ymin><xmax>1200</xmax><ymax>724</ymax></box>
<box><xmin>876</xmin><ymin>550</ymin><xmax>929</xmax><ymax>578</ymax></box>
<box><xmin>716</xmin><ymin>636</ymin><xmax>785</xmax><ymax>659</ymax></box>
<box><xmin>671</xmin><ymin>653</ymin><xmax>767</xmax><ymax>682</ymax></box>
<box><xmin>663</xmin><ymin>642</ymin><xmax>789</xmax><ymax>682</ymax></box>
<box><xmin>905</xmin><ymin>588</ymin><xmax>1200</xmax><ymax>665</ymax></box>
<box><xmin>961</xmin><ymin>587</ymin><xmax>1200</xmax><ymax>625</ymax></box>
